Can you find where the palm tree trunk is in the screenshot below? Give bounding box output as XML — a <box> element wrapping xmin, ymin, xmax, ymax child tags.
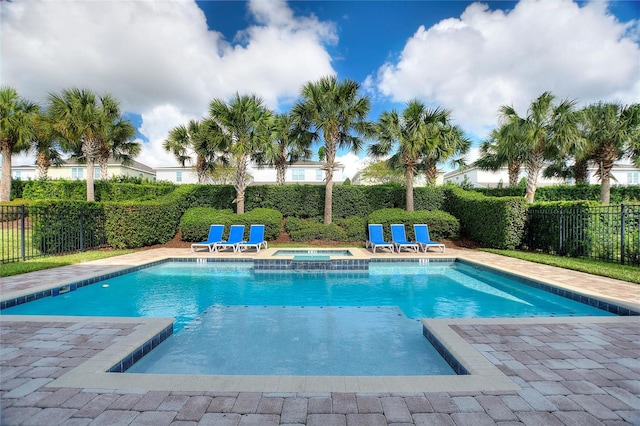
<box><xmin>235</xmin><ymin>154</ymin><xmax>248</xmax><ymax>214</ymax></box>
<box><xmin>598</xmin><ymin>157</ymin><xmax>615</xmax><ymax>204</ymax></box>
<box><xmin>85</xmin><ymin>157</ymin><xmax>96</xmax><ymax>202</ymax></box>
<box><xmin>276</xmin><ymin>146</ymin><xmax>286</xmax><ymax>185</ymax></box>
<box><xmin>425</xmin><ymin>163</ymin><xmax>438</xmax><ymax>186</ymax></box>
<box><xmin>573</xmin><ymin>159</ymin><xmax>589</xmax><ymax>185</ymax></box>
<box><xmin>36</xmin><ymin>152</ymin><xmax>50</xmax><ymax>179</ymax></box>
<box><xmin>99</xmin><ymin>157</ymin><xmax>109</xmax><ymax>181</ymax></box>
<box><xmin>405</xmin><ymin>167</ymin><xmax>414</xmax><ymax>212</ymax></box>
<box><xmin>508</xmin><ymin>161</ymin><xmax>520</xmax><ymax>187</ymax></box>
<box><xmin>0</xmin><ymin>140</ymin><xmax>13</xmax><ymax>201</ymax></box>
<box><xmin>82</xmin><ymin>137</ymin><xmax>100</xmax><ymax>202</ymax></box>
<box><xmin>323</xmin><ymin>136</ymin><xmax>338</xmax><ymax>225</ymax></box>
<box><xmin>524</xmin><ymin>152</ymin><xmax>543</xmax><ymax>203</ymax></box>
<box><xmin>196</xmin><ymin>155</ymin><xmax>207</xmax><ymax>184</ymax></box>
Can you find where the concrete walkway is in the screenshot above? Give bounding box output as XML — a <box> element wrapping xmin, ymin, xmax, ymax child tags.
<box><xmin>1</xmin><ymin>248</ymin><xmax>639</xmax><ymax>425</ymax></box>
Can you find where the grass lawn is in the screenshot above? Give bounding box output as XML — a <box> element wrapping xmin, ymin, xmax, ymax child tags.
<box><xmin>482</xmin><ymin>249</ymin><xmax>640</xmax><ymax>284</ymax></box>
<box><xmin>1</xmin><ymin>249</ymin><xmax>135</xmax><ymax>277</ymax></box>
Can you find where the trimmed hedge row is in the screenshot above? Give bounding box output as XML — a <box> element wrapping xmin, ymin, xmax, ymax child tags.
<box><xmin>29</xmin><ymin>200</ymin><xmax>107</xmax><ymax>254</ymax></box>
<box><xmin>19</xmin><ymin>179</ymin><xmax>176</xmax><ymax>202</ymax></box>
<box><xmin>476</xmin><ymin>184</ymin><xmax>640</xmax><ymax>203</ymax></box>
<box><xmin>179</xmin><ymin>207</ymin><xmax>282</xmax><ymax>242</ymax></box>
<box><xmin>524</xmin><ymin>201</ymin><xmax>593</xmax><ymax>256</ymax></box>
<box><xmin>367</xmin><ymin>208</ymin><xmax>459</xmax><ymax>242</ymax></box>
<box><xmin>445</xmin><ymin>187</ymin><xmax>527</xmax><ymax>249</ymax></box>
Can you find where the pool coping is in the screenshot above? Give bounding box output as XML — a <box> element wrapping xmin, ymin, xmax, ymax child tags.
<box><xmin>1</xmin><ymin>247</ymin><xmax>639</xmax><ymax>393</ymax></box>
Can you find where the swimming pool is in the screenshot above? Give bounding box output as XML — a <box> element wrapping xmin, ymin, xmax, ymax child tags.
<box><xmin>2</xmin><ymin>259</ymin><xmax>619</xmax><ymax>376</ymax></box>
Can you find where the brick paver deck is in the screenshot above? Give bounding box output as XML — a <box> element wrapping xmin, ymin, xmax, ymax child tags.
<box><xmin>1</xmin><ymin>248</ymin><xmax>639</xmax><ymax>425</ymax></box>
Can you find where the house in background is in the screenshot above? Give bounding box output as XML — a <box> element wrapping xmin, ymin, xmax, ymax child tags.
<box><xmin>156</xmin><ymin>160</ymin><xmax>344</xmax><ymax>185</ymax></box>
<box><xmin>444</xmin><ymin>163</ymin><xmax>640</xmax><ymax>188</ymax></box>
<box><xmin>1</xmin><ymin>157</ymin><xmax>157</xmax><ymax>181</ymax></box>
<box><xmin>351</xmin><ymin>170</ymin><xmax>444</xmax><ymax>186</ymax></box>
<box><xmin>251</xmin><ymin>160</ymin><xmax>343</xmax><ymax>185</ymax></box>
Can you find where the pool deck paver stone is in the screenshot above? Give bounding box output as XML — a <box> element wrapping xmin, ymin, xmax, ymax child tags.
<box><xmin>1</xmin><ymin>247</ymin><xmax>639</xmax><ymax>425</ymax></box>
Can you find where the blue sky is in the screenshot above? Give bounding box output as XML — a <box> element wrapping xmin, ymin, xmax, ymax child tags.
<box><xmin>2</xmin><ymin>0</ymin><xmax>639</xmax><ymax>177</ymax></box>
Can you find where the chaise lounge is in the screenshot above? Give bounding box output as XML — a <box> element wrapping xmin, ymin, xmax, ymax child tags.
<box><xmin>390</xmin><ymin>224</ymin><xmax>419</xmax><ymax>253</ymax></box>
<box><xmin>213</xmin><ymin>224</ymin><xmax>245</xmax><ymax>253</ymax></box>
<box><xmin>413</xmin><ymin>224</ymin><xmax>445</xmax><ymax>253</ymax></box>
<box><xmin>366</xmin><ymin>224</ymin><xmax>394</xmax><ymax>253</ymax></box>
<box><xmin>191</xmin><ymin>224</ymin><xmax>225</xmax><ymax>252</ymax></box>
<box><xmin>237</xmin><ymin>224</ymin><xmax>268</xmax><ymax>253</ymax></box>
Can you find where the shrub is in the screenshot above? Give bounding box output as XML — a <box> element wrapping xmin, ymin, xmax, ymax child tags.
<box><xmin>289</xmin><ymin>222</ymin><xmax>347</xmax><ymax>242</ymax></box>
<box><xmin>368</xmin><ymin>208</ymin><xmax>459</xmax><ymax>241</ymax></box>
<box><xmin>179</xmin><ymin>207</ymin><xmax>282</xmax><ymax>242</ymax></box>
<box><xmin>335</xmin><ymin>216</ymin><xmax>368</xmax><ymax>242</ymax></box>
<box><xmin>445</xmin><ymin>187</ymin><xmax>527</xmax><ymax>249</ymax></box>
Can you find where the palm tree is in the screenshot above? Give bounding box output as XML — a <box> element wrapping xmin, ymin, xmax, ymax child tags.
<box><xmin>0</xmin><ymin>86</ymin><xmax>39</xmax><ymax>201</ymax></box>
<box><xmin>31</xmin><ymin>111</ymin><xmax>63</xmax><ymax>179</ymax></box>
<box><xmin>370</xmin><ymin>100</ymin><xmax>468</xmax><ymax>211</ymax></box>
<box><xmin>164</xmin><ymin>119</ymin><xmax>224</xmax><ymax>184</ymax></box>
<box><xmin>97</xmin><ymin>117</ymin><xmax>139</xmax><ymax>180</ymax></box>
<box><xmin>47</xmin><ymin>88</ymin><xmax>125</xmax><ymax>201</ymax></box>
<box><xmin>474</xmin><ymin>125</ymin><xmax>525</xmax><ymax>187</ymax></box>
<box><xmin>293</xmin><ymin>75</ymin><xmax>371</xmax><ymax>224</ymax></box>
<box><xmin>208</xmin><ymin>93</ymin><xmax>273</xmax><ymax>214</ymax></box>
<box><xmin>579</xmin><ymin>102</ymin><xmax>640</xmax><ymax>204</ymax></box>
<box><xmin>255</xmin><ymin>112</ymin><xmax>312</xmax><ymax>184</ymax></box>
<box><xmin>499</xmin><ymin>92</ymin><xmax>578</xmax><ymax>203</ymax></box>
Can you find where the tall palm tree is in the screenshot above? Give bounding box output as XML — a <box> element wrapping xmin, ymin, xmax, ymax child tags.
<box><xmin>97</xmin><ymin>117</ymin><xmax>138</xmax><ymax>180</ymax></box>
<box><xmin>47</xmin><ymin>88</ymin><xmax>125</xmax><ymax>201</ymax></box>
<box><xmin>293</xmin><ymin>75</ymin><xmax>371</xmax><ymax>224</ymax></box>
<box><xmin>579</xmin><ymin>102</ymin><xmax>640</xmax><ymax>204</ymax></box>
<box><xmin>0</xmin><ymin>86</ymin><xmax>39</xmax><ymax>201</ymax></box>
<box><xmin>163</xmin><ymin>119</ymin><xmax>224</xmax><ymax>184</ymax></box>
<box><xmin>31</xmin><ymin>111</ymin><xmax>63</xmax><ymax>179</ymax></box>
<box><xmin>370</xmin><ymin>100</ymin><xmax>468</xmax><ymax>211</ymax></box>
<box><xmin>208</xmin><ymin>93</ymin><xmax>273</xmax><ymax>214</ymax></box>
<box><xmin>255</xmin><ymin>112</ymin><xmax>313</xmax><ymax>184</ymax></box>
<box><xmin>474</xmin><ymin>125</ymin><xmax>525</xmax><ymax>187</ymax></box>
<box><xmin>499</xmin><ymin>92</ymin><xmax>578</xmax><ymax>203</ymax></box>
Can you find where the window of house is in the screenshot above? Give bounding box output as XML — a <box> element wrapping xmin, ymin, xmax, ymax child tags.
<box><xmin>628</xmin><ymin>172</ymin><xmax>639</xmax><ymax>184</ymax></box>
<box><xmin>94</xmin><ymin>167</ymin><xmax>101</xmax><ymax>179</ymax></box>
<box><xmin>315</xmin><ymin>169</ymin><xmax>323</xmax><ymax>181</ymax></box>
<box><xmin>292</xmin><ymin>169</ymin><xmax>305</xmax><ymax>181</ymax></box>
<box><xmin>13</xmin><ymin>171</ymin><xmax>21</xmax><ymax>180</ymax></box>
<box><xmin>72</xmin><ymin>167</ymin><xmax>84</xmax><ymax>180</ymax></box>
<box><xmin>176</xmin><ymin>171</ymin><xmax>182</xmax><ymax>183</ymax></box>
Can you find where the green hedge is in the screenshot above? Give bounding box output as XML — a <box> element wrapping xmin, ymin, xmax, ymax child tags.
<box><xmin>29</xmin><ymin>200</ymin><xmax>107</xmax><ymax>254</ymax></box>
<box><xmin>367</xmin><ymin>208</ymin><xmax>459</xmax><ymax>241</ymax></box>
<box><xmin>524</xmin><ymin>201</ymin><xmax>593</xmax><ymax>256</ymax></box>
<box><xmin>245</xmin><ymin>185</ymin><xmax>324</xmax><ymax>218</ymax></box>
<box><xmin>283</xmin><ymin>216</ymin><xmax>366</xmax><ymax>242</ymax></box>
<box><xmin>179</xmin><ymin>207</ymin><xmax>282</xmax><ymax>242</ymax></box>
<box><xmin>20</xmin><ymin>180</ymin><xmax>176</xmax><ymax>201</ymax></box>
<box><xmin>477</xmin><ymin>184</ymin><xmax>640</xmax><ymax>203</ymax></box>
<box><xmin>445</xmin><ymin>187</ymin><xmax>527</xmax><ymax>249</ymax></box>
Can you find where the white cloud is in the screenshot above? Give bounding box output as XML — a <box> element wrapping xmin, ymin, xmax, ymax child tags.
<box><xmin>373</xmin><ymin>0</ymin><xmax>640</xmax><ymax>139</ymax></box>
<box><xmin>336</xmin><ymin>152</ymin><xmax>367</xmax><ymax>180</ymax></box>
<box><xmin>2</xmin><ymin>0</ymin><xmax>336</xmax><ymax>167</ymax></box>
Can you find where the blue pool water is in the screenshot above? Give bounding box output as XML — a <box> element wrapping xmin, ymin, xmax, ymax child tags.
<box><xmin>3</xmin><ymin>261</ymin><xmax>613</xmax><ymax>376</ymax></box>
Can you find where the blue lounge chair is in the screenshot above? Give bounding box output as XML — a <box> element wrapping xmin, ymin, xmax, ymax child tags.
<box><xmin>390</xmin><ymin>224</ymin><xmax>419</xmax><ymax>253</ymax></box>
<box><xmin>191</xmin><ymin>224</ymin><xmax>225</xmax><ymax>252</ymax></box>
<box><xmin>366</xmin><ymin>224</ymin><xmax>394</xmax><ymax>253</ymax></box>
<box><xmin>237</xmin><ymin>224</ymin><xmax>268</xmax><ymax>253</ymax></box>
<box><xmin>213</xmin><ymin>225</ymin><xmax>245</xmax><ymax>253</ymax></box>
<box><xmin>413</xmin><ymin>224</ymin><xmax>445</xmax><ymax>253</ymax></box>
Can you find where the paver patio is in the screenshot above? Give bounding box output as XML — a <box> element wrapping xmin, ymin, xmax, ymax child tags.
<box><xmin>1</xmin><ymin>247</ymin><xmax>639</xmax><ymax>425</ymax></box>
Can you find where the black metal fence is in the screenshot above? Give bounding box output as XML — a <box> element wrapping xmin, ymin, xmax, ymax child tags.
<box><xmin>1</xmin><ymin>204</ymin><xmax>108</xmax><ymax>264</ymax></box>
<box><xmin>526</xmin><ymin>203</ymin><xmax>640</xmax><ymax>266</ymax></box>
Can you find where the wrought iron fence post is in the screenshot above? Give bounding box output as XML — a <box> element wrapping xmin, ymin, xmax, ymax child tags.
<box><xmin>620</xmin><ymin>203</ymin><xmax>626</xmax><ymax>265</ymax></box>
<box><xmin>20</xmin><ymin>204</ymin><xmax>26</xmax><ymax>261</ymax></box>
